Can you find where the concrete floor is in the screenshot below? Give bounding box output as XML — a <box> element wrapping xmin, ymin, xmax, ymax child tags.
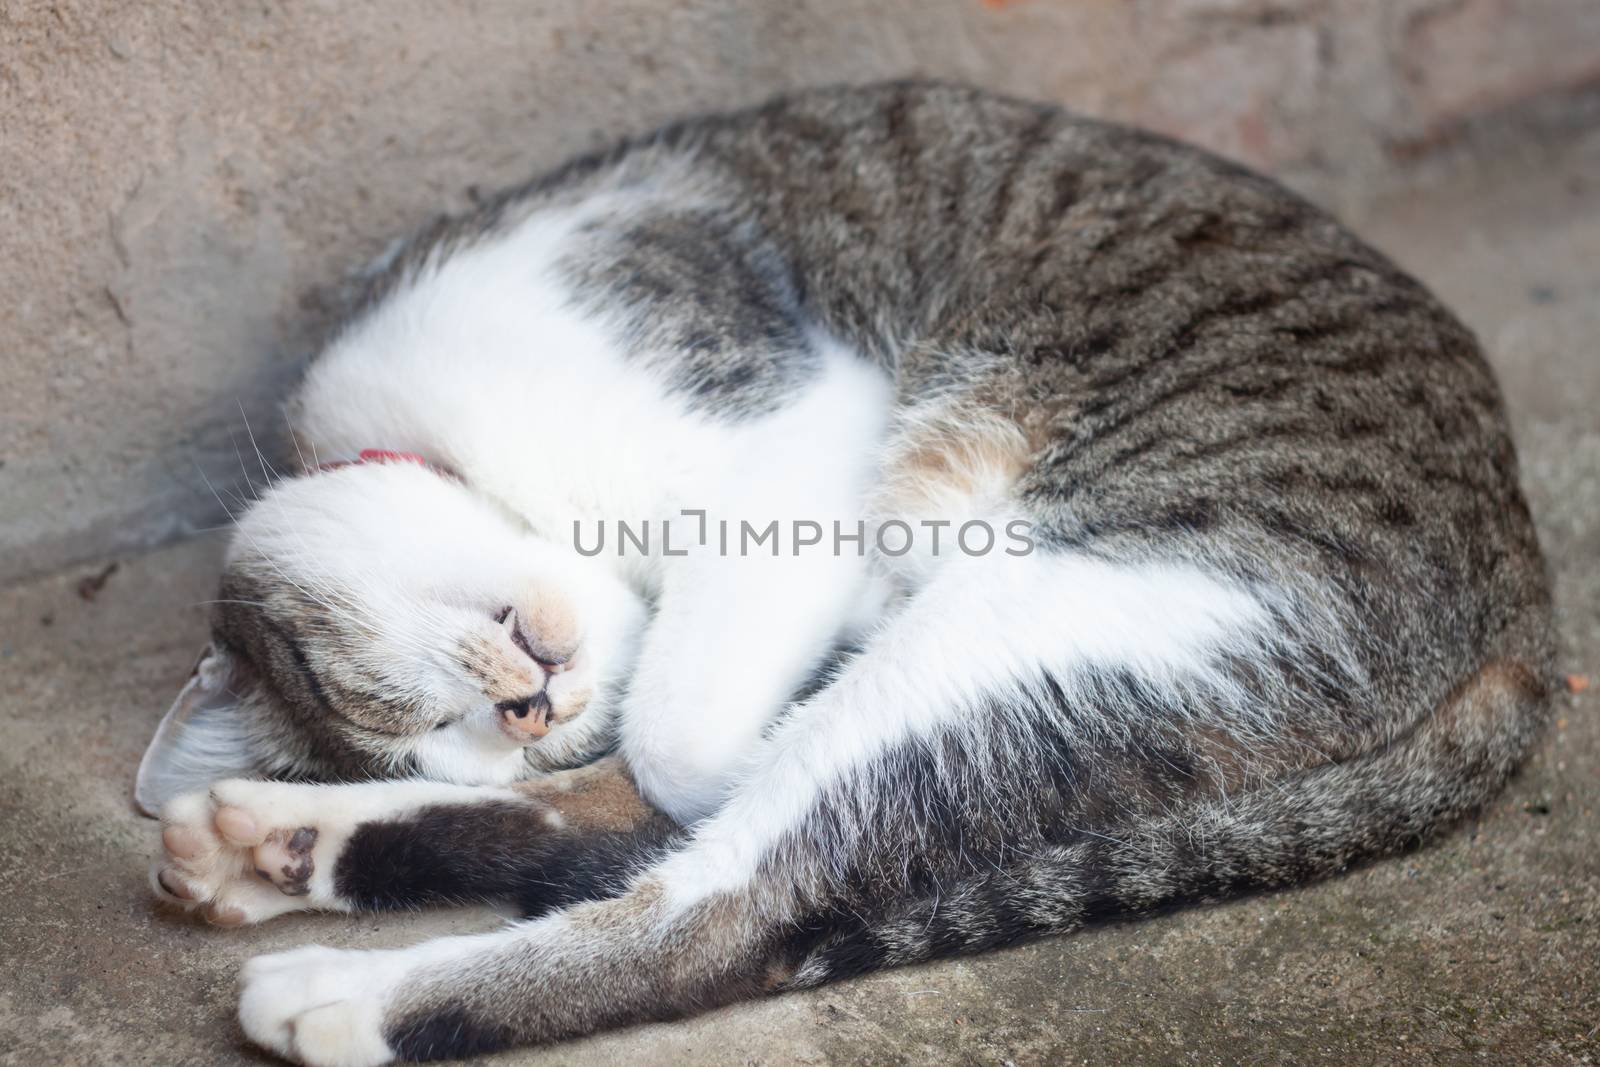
<box><xmin>2</xmin><ymin>108</ymin><xmax>1597</xmax><ymax>1067</ymax></box>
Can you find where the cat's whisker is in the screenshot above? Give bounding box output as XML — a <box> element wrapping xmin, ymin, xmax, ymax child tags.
<box><xmin>224</xmin><ymin>426</ymin><xmax>260</xmax><ymax>502</ymax></box>
<box><xmin>238</xmin><ymin>401</ymin><xmax>283</xmax><ymax>489</ymax></box>
<box><xmin>283</xmin><ymin>411</ymin><xmax>312</xmax><ymax>476</ymax></box>
<box><xmin>191</xmin><ymin>458</ymin><xmax>236</xmax><ymax>515</ymax></box>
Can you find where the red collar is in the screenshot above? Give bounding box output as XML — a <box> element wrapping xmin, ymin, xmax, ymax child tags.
<box><xmin>317</xmin><ymin>449</ymin><xmax>433</xmax><ymax>473</ymax></box>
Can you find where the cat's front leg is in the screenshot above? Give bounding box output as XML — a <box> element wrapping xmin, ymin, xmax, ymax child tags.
<box><xmin>151</xmin><ymin>778</ymin><xmax>514</xmax><ymax>924</ymax></box>
<box><xmin>619</xmin><ymin>541</ymin><xmax>876</xmax><ymax>823</ymax></box>
<box><xmin>151</xmin><ymin>758</ymin><xmax>672</xmax><ymax>925</ymax></box>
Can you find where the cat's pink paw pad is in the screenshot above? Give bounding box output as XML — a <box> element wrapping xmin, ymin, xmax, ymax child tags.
<box><xmin>151</xmin><ymin>780</ymin><xmax>343</xmax><ymax>925</ymax></box>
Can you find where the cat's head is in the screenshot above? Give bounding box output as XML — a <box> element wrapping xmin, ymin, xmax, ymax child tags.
<box><xmin>134</xmin><ymin>458</ymin><xmax>645</xmax><ymax>815</ymax></box>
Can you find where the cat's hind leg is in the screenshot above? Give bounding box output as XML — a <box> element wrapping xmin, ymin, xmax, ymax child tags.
<box><xmin>234</xmin><ymin>549</ymin><xmax>1282</xmax><ymax>1064</ymax></box>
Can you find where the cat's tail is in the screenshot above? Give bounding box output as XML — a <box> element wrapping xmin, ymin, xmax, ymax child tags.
<box><xmin>780</xmin><ymin>652</ymin><xmax>1551</xmax><ymax>988</ymax></box>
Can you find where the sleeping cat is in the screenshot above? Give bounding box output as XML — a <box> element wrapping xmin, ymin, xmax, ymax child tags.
<box><xmin>140</xmin><ymin>81</ymin><xmax>1554</xmax><ymax>1066</ymax></box>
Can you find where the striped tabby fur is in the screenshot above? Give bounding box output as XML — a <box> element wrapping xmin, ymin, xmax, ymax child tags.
<box><xmin>141</xmin><ymin>82</ymin><xmax>1552</xmax><ymax>1066</ymax></box>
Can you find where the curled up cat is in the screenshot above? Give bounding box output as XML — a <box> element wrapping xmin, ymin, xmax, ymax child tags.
<box><xmin>138</xmin><ymin>82</ymin><xmax>1555</xmax><ymax>1066</ymax></box>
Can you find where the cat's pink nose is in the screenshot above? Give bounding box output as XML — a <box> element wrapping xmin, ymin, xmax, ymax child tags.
<box><xmin>501</xmin><ymin>696</ymin><xmax>552</xmax><ymax>738</ymax></box>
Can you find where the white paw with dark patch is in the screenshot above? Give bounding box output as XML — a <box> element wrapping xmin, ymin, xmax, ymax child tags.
<box><xmin>152</xmin><ymin>779</ymin><xmax>354</xmax><ymax>925</ymax></box>
<box><xmin>239</xmin><ymin>945</ymin><xmax>399</xmax><ymax>1067</ymax></box>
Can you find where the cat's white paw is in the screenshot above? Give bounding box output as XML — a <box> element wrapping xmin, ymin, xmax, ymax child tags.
<box><xmin>239</xmin><ymin>945</ymin><xmax>398</xmax><ymax>1067</ymax></box>
<box><xmin>151</xmin><ymin>779</ymin><xmax>357</xmax><ymax>924</ymax></box>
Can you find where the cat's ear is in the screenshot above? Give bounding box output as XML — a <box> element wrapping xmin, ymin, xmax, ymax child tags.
<box><xmin>134</xmin><ymin>643</ymin><xmax>258</xmax><ymax>818</ymax></box>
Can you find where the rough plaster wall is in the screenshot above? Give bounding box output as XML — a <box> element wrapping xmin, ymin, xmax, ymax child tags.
<box><xmin>2</xmin><ymin>0</ymin><xmax>1598</xmax><ymax>585</ymax></box>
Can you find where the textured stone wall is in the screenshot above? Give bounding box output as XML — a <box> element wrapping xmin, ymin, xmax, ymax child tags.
<box><xmin>3</xmin><ymin>0</ymin><xmax>1597</xmax><ymax>584</ymax></box>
